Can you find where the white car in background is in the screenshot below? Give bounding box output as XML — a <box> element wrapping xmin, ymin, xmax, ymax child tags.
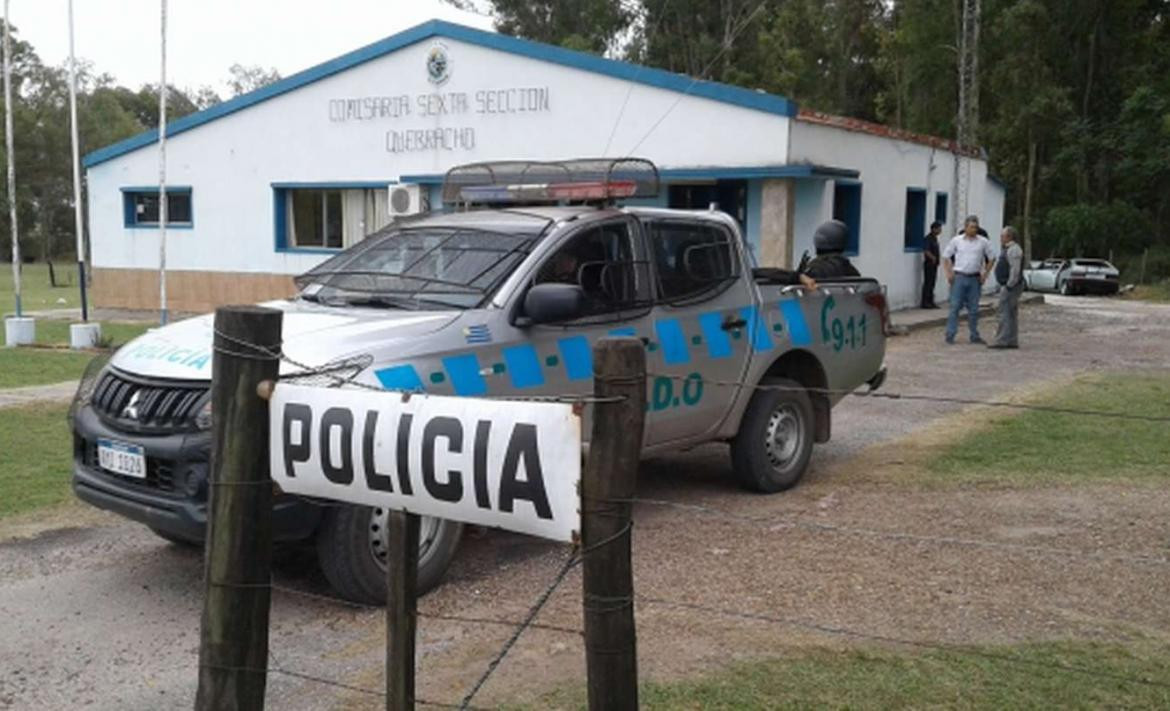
<box><xmin>1024</xmin><ymin>258</ymin><xmax>1121</xmax><ymax>296</ymax></box>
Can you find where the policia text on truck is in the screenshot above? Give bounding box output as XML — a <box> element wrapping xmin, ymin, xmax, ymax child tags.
<box><xmin>70</xmin><ymin>158</ymin><xmax>888</xmax><ymax>604</ymax></box>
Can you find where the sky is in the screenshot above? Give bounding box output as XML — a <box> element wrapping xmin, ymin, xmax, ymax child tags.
<box><xmin>11</xmin><ymin>0</ymin><xmax>495</xmax><ymax>96</ymax></box>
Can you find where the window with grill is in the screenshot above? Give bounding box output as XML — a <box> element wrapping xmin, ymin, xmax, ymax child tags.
<box><xmin>647</xmin><ymin>221</ymin><xmax>737</xmax><ymax>303</ymax></box>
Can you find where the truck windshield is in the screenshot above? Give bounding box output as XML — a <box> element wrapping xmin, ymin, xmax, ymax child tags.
<box><xmin>295</xmin><ymin>227</ymin><xmax>537</xmax><ymax>309</ymax></box>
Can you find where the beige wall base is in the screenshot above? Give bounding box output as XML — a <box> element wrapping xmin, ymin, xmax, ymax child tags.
<box><xmin>758</xmin><ymin>178</ymin><xmax>796</xmax><ymax>268</ymax></box>
<box><xmin>92</xmin><ymin>268</ymin><xmax>297</xmax><ymax>313</ymax></box>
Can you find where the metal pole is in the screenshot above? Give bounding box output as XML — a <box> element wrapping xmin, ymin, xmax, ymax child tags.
<box><xmin>157</xmin><ymin>0</ymin><xmax>168</xmax><ymax>325</ymax></box>
<box><xmin>3</xmin><ymin>0</ymin><xmax>21</xmax><ymax>317</ymax></box>
<box><xmin>67</xmin><ymin>0</ymin><xmax>88</xmax><ymax>321</ymax></box>
<box><xmin>386</xmin><ymin>511</ymin><xmax>420</xmax><ymax>711</ymax></box>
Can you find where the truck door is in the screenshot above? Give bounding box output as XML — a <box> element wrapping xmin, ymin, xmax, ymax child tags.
<box><xmin>640</xmin><ymin>217</ymin><xmax>756</xmax><ymax>446</ymax></box>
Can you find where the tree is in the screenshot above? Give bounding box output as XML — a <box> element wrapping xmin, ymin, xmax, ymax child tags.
<box><xmin>485</xmin><ymin>0</ymin><xmax>632</xmax><ymax>55</ymax></box>
<box><xmin>226</xmin><ymin>64</ymin><xmax>281</xmax><ymax>97</ymax></box>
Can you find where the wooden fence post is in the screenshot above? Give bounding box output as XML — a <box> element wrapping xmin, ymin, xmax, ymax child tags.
<box><xmin>582</xmin><ymin>337</ymin><xmax>646</xmax><ymax>711</ymax></box>
<box><xmin>386</xmin><ymin>511</ymin><xmax>420</xmax><ymax>711</ymax></box>
<box><xmin>196</xmin><ymin>305</ymin><xmax>282</xmax><ymax>711</ymax></box>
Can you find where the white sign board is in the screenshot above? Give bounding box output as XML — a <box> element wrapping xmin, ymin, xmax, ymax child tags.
<box><xmin>269</xmin><ymin>383</ymin><xmax>581</xmax><ymax>542</ymax></box>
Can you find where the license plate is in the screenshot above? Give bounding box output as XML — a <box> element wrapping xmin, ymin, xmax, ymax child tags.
<box><xmin>1089</xmin><ymin>273</ymin><xmax>1105</xmax><ymax>279</ymax></box>
<box><xmin>97</xmin><ymin>439</ymin><xmax>147</xmax><ymax>479</ymax></box>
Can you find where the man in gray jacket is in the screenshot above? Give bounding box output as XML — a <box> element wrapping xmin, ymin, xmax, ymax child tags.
<box><xmin>989</xmin><ymin>226</ymin><xmax>1025</xmax><ymax>349</ymax></box>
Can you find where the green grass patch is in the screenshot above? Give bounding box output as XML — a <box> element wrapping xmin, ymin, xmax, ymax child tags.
<box><xmin>529</xmin><ymin>641</ymin><xmax>1170</xmax><ymax>710</ymax></box>
<box><xmin>928</xmin><ymin>372</ymin><xmax>1170</xmax><ymax>485</ymax></box>
<box><xmin>0</xmin><ymin>348</ymin><xmax>97</xmax><ymax>389</ymax></box>
<box><xmin>1125</xmin><ymin>281</ymin><xmax>1170</xmax><ymax>303</ymax></box>
<box><xmin>32</xmin><ymin>320</ymin><xmax>151</xmax><ymax>348</ymax></box>
<box><xmin>1</xmin><ymin>261</ymin><xmax>82</xmax><ymax>316</ymax></box>
<box><xmin>0</xmin><ymin>401</ymin><xmax>74</xmax><ymax>518</ymax></box>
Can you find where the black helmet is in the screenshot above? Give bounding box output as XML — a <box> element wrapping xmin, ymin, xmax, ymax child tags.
<box><xmin>814</xmin><ymin>219</ymin><xmax>849</xmax><ymax>255</ymax></box>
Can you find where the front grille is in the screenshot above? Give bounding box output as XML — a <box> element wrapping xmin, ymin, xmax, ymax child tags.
<box><xmin>91</xmin><ymin>370</ymin><xmax>207</xmax><ymax>432</ymax></box>
<box><xmin>80</xmin><ymin>436</ymin><xmax>178</xmax><ymax>494</ymax></box>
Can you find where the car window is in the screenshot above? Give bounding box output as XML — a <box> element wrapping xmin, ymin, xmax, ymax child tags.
<box><xmin>535</xmin><ymin>221</ymin><xmax>643</xmax><ymax>317</ymax></box>
<box><xmin>647</xmin><ymin>220</ymin><xmax>738</xmax><ymax>303</ymax></box>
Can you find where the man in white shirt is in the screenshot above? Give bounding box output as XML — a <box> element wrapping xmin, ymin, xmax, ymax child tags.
<box><xmin>941</xmin><ymin>215</ymin><xmax>996</xmax><ymax>344</ymax></box>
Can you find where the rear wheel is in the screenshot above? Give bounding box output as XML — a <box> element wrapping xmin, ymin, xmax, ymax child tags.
<box><xmin>730</xmin><ymin>377</ymin><xmax>815</xmax><ymax>493</ymax></box>
<box><xmin>316</xmin><ymin>505</ymin><xmax>463</xmax><ymax>605</ymax></box>
<box><xmin>1060</xmin><ymin>279</ymin><xmax>1074</xmax><ymax>296</ymax></box>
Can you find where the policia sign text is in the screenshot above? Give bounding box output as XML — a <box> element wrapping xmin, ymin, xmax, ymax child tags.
<box><xmin>268</xmin><ymin>384</ymin><xmax>581</xmax><ymax>542</ymax></box>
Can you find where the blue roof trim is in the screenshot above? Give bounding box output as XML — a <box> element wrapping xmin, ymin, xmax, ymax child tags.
<box><xmin>83</xmin><ymin>19</ymin><xmax>796</xmax><ymax>169</ymax></box>
<box><xmin>401</xmin><ymin>164</ymin><xmax>857</xmax><ymax>186</ymax></box>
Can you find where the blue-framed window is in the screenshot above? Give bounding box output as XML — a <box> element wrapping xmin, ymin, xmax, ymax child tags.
<box><xmin>122</xmin><ymin>187</ymin><xmax>193</xmax><ymax>229</ymax></box>
<box><xmin>935</xmin><ymin>191</ymin><xmax>948</xmax><ymax>227</ymax></box>
<box><xmin>273</xmin><ymin>182</ymin><xmax>392</xmax><ymax>253</ymax></box>
<box><xmin>903</xmin><ymin>188</ymin><xmax>927</xmax><ymax>251</ymax></box>
<box><xmin>832</xmin><ymin>181</ymin><xmax>862</xmax><ymax>256</ymax></box>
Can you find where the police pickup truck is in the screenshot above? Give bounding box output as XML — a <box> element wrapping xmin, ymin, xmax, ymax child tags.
<box><xmin>70</xmin><ymin>159</ymin><xmax>888</xmax><ymax>604</ymax></box>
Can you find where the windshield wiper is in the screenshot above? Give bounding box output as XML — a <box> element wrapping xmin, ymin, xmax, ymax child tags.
<box><xmin>341</xmin><ymin>294</ymin><xmax>419</xmax><ymax>310</ymax></box>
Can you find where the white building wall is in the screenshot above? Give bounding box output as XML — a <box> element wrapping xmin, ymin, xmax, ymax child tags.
<box><xmin>788</xmin><ymin>119</ymin><xmax>1005</xmax><ymax>309</ymax></box>
<box><xmin>87</xmin><ymin>36</ymin><xmax>791</xmax><ymax>276</ymax></box>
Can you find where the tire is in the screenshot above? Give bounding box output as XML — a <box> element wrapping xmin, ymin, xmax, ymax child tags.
<box><xmin>316</xmin><ymin>506</ymin><xmax>463</xmax><ymax>605</ymax></box>
<box><xmin>1060</xmin><ymin>279</ymin><xmax>1073</xmax><ymax>296</ymax></box>
<box><xmin>730</xmin><ymin>377</ymin><xmax>815</xmax><ymax>493</ymax></box>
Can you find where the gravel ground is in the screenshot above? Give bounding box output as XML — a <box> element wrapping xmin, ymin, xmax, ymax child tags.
<box><xmin>1</xmin><ymin>295</ymin><xmax>1168</xmax><ymax>710</ymax></box>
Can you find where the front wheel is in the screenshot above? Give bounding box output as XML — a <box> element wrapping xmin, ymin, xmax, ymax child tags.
<box><xmin>316</xmin><ymin>505</ymin><xmax>463</xmax><ymax>605</ymax></box>
<box><xmin>730</xmin><ymin>377</ymin><xmax>815</xmax><ymax>493</ymax></box>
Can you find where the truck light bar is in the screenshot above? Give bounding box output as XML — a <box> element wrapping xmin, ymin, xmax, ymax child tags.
<box><xmin>442</xmin><ymin>158</ymin><xmax>658</xmax><ymax>205</ymax></box>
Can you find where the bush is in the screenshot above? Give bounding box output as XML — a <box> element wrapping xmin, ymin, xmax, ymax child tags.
<box><xmin>1114</xmin><ymin>245</ymin><xmax>1170</xmax><ymax>284</ymax></box>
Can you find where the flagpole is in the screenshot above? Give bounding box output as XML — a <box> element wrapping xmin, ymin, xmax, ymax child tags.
<box><xmin>157</xmin><ymin>0</ymin><xmax>168</xmax><ymax>325</ymax></box>
<box><xmin>67</xmin><ymin>0</ymin><xmax>88</xmax><ymax>322</ymax></box>
<box><xmin>3</xmin><ymin>0</ymin><xmax>21</xmax><ymax>319</ymax></box>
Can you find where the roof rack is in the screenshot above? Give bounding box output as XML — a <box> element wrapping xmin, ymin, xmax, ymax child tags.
<box><xmin>441</xmin><ymin>157</ymin><xmax>659</xmax><ymax>206</ymax></box>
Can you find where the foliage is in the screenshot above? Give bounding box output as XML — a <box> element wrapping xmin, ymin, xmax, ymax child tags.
<box><xmin>1040</xmin><ymin>201</ymin><xmax>1152</xmax><ymax>258</ymax></box>
<box><xmin>226</xmin><ymin>63</ymin><xmax>282</xmax><ymax>97</ymax></box>
<box><xmin>488</xmin><ymin>0</ymin><xmax>633</xmax><ymax>55</ymax></box>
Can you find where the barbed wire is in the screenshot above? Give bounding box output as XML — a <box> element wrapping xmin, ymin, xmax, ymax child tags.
<box><xmin>458</xmin><ymin>552</ymin><xmax>580</xmax><ymax>710</ymax></box>
<box><xmin>636</xmin><ymin>596</ymin><xmax>1170</xmax><ymax>691</ymax></box>
<box><xmin>646</xmin><ymin>371</ymin><xmax>1170</xmax><ymax>423</ymax></box>
<box><xmin>599</xmin><ymin>496</ymin><xmax>1170</xmax><ymax>567</ymax></box>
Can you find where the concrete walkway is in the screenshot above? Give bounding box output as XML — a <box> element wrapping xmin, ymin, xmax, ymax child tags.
<box><xmin>891</xmin><ymin>292</ymin><xmax>1044</xmax><ymax>333</ymax></box>
<box><xmin>0</xmin><ymin>380</ymin><xmax>79</xmax><ymax>409</ymax></box>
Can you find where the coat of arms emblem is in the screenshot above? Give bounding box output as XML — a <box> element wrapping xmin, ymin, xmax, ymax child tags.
<box><xmin>426</xmin><ymin>44</ymin><xmax>450</xmax><ymax>85</ymax></box>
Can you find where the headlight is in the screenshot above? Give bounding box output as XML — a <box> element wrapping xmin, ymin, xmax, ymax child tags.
<box><xmin>195</xmin><ymin>398</ymin><xmax>213</xmax><ymax>431</ymax></box>
<box><xmin>69</xmin><ymin>355</ymin><xmax>110</xmax><ymax>423</ymax></box>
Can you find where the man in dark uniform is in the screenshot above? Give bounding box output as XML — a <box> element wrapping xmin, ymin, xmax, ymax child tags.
<box><xmin>803</xmin><ymin>219</ymin><xmax>860</xmax><ymax>279</ymax></box>
<box><xmin>921</xmin><ymin>220</ymin><xmax>941</xmax><ymax>308</ymax></box>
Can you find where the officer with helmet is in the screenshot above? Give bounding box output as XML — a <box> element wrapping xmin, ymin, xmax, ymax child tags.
<box><xmin>803</xmin><ymin>219</ymin><xmax>860</xmax><ymax>280</ymax></box>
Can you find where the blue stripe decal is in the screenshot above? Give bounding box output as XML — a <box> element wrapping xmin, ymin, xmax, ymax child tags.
<box><xmin>780</xmin><ymin>300</ymin><xmax>813</xmax><ymax>346</ymax></box>
<box><xmin>655</xmin><ymin>319</ymin><xmax>690</xmax><ymax>364</ymax></box>
<box><xmin>558</xmin><ymin>336</ymin><xmax>593</xmax><ymax>381</ymax></box>
<box><xmin>697</xmin><ymin>312</ymin><xmax>733</xmax><ymax>359</ymax></box>
<box><xmin>502</xmin><ymin>344</ymin><xmax>545</xmax><ymax>389</ymax></box>
<box><xmin>442</xmin><ymin>354</ymin><xmax>488</xmax><ymax>396</ymax></box>
<box><xmin>608</xmin><ymin>327</ymin><xmax>637</xmax><ymax>337</ymax></box>
<box><xmin>740</xmin><ymin>305</ymin><xmax>774</xmax><ymax>352</ymax></box>
<box><xmin>374</xmin><ymin>364</ymin><xmax>424</xmax><ymax>391</ymax></box>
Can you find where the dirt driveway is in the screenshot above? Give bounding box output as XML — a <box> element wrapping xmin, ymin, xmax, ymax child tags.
<box><xmin>2</xmin><ymin>296</ymin><xmax>1169</xmax><ymax>709</ymax></box>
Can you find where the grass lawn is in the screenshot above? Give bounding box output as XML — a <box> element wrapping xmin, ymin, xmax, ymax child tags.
<box><xmin>1125</xmin><ymin>281</ymin><xmax>1170</xmax><ymax>303</ymax></box>
<box><xmin>0</xmin><ymin>348</ymin><xmax>99</xmax><ymax>389</ymax></box>
<box><xmin>529</xmin><ymin>641</ymin><xmax>1170</xmax><ymax>709</ymax></box>
<box><xmin>1</xmin><ymin>261</ymin><xmax>82</xmax><ymax>315</ymax></box>
<box><xmin>927</xmin><ymin>372</ymin><xmax>1170</xmax><ymax>485</ymax></box>
<box><xmin>32</xmin><ymin>319</ymin><xmax>151</xmax><ymax>348</ymax></box>
<box><xmin>0</xmin><ymin>401</ymin><xmax>74</xmax><ymax>519</ymax></box>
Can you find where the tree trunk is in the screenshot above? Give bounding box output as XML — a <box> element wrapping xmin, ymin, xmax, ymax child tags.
<box><xmin>1023</xmin><ymin>135</ymin><xmax>1037</xmax><ymax>263</ymax></box>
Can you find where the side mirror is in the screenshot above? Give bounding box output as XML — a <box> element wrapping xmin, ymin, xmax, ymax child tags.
<box><xmin>523</xmin><ymin>283</ymin><xmax>586</xmax><ymax>324</ymax></box>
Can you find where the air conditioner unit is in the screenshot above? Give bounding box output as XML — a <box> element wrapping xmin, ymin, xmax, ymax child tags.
<box><xmin>389</xmin><ymin>184</ymin><xmax>428</xmax><ymax>217</ymax></box>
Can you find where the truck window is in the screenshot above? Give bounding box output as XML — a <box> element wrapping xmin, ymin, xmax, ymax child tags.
<box><xmin>535</xmin><ymin>222</ymin><xmax>643</xmax><ymax>316</ymax></box>
<box><xmin>648</xmin><ymin>221</ymin><xmax>738</xmax><ymax>303</ymax></box>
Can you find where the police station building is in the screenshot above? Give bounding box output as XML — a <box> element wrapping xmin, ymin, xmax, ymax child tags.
<box><xmin>83</xmin><ymin>19</ymin><xmax>1005</xmax><ymax>313</ymax></box>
